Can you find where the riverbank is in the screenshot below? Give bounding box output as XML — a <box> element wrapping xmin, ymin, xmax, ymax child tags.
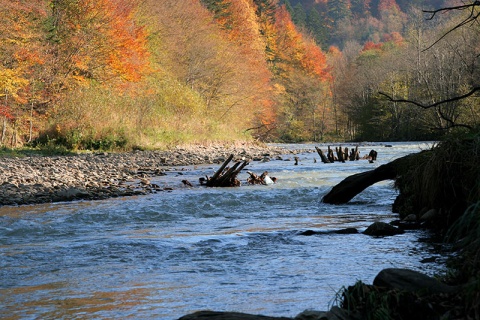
<box><xmin>0</xmin><ymin>143</ymin><xmax>309</xmax><ymax>206</ymax></box>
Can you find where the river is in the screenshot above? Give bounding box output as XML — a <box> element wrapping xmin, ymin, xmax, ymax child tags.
<box><xmin>0</xmin><ymin>142</ymin><xmax>445</xmax><ymax>319</ymax></box>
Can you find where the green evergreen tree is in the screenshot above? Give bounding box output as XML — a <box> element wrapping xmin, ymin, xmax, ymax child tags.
<box><xmin>200</xmin><ymin>0</ymin><xmax>232</xmax><ymax>23</ymax></box>
<box><xmin>292</xmin><ymin>3</ymin><xmax>307</xmax><ymax>28</ymax></box>
<box><xmin>350</xmin><ymin>0</ymin><xmax>368</xmax><ymax>17</ymax></box>
<box><xmin>253</xmin><ymin>0</ymin><xmax>277</xmax><ymax>24</ymax></box>
<box><xmin>307</xmin><ymin>7</ymin><xmax>327</xmax><ymax>48</ymax></box>
<box><xmin>281</xmin><ymin>0</ymin><xmax>294</xmax><ymax>15</ymax></box>
<box><xmin>328</xmin><ymin>0</ymin><xmax>352</xmax><ymax>25</ymax></box>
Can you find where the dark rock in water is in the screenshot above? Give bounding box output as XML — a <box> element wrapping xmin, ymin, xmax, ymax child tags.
<box><xmin>177</xmin><ymin>311</ymin><xmax>292</xmax><ymax>320</ymax></box>
<box><xmin>333</xmin><ymin>228</ymin><xmax>358</xmax><ymax>234</ymax></box>
<box><xmin>402</xmin><ymin>214</ymin><xmax>417</xmax><ymax>222</ymax></box>
<box><xmin>299</xmin><ymin>228</ymin><xmax>358</xmax><ymax>236</ymax></box>
<box><xmin>390</xmin><ymin>219</ymin><xmax>421</xmax><ymax>230</ymax></box>
<box><xmin>294</xmin><ymin>310</ymin><xmax>327</xmax><ymax>320</ymax></box>
<box><xmin>299</xmin><ymin>230</ymin><xmax>318</xmax><ymax>236</ymax></box>
<box><xmin>373</xmin><ymin>268</ymin><xmax>459</xmax><ymax>295</ymax></box>
<box><xmin>295</xmin><ymin>307</ymin><xmax>354</xmax><ymax>320</ymax></box>
<box><xmin>363</xmin><ymin>222</ymin><xmax>404</xmax><ymax>236</ymax></box>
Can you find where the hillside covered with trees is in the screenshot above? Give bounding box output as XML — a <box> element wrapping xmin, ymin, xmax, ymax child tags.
<box><xmin>1</xmin><ymin>0</ymin><xmax>478</xmax><ymax>150</ymax></box>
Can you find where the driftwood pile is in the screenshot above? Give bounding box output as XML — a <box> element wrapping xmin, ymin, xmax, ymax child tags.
<box><xmin>196</xmin><ymin>154</ymin><xmax>276</xmax><ymax>187</ymax></box>
<box><xmin>199</xmin><ymin>154</ymin><xmax>249</xmax><ymax>187</ymax></box>
<box><xmin>246</xmin><ymin>171</ymin><xmax>275</xmax><ymax>185</ymax></box>
<box><xmin>315</xmin><ymin>146</ymin><xmax>377</xmax><ymax>163</ymax></box>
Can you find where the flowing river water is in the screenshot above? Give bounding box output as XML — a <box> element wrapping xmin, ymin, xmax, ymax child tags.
<box><xmin>0</xmin><ymin>142</ymin><xmax>446</xmax><ymax>319</ymax></box>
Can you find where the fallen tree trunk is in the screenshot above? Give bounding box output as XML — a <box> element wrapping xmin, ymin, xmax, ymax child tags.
<box><xmin>322</xmin><ymin>153</ymin><xmax>416</xmax><ymax>204</ymax></box>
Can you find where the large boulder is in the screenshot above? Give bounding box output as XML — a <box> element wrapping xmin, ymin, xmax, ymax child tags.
<box><xmin>295</xmin><ymin>307</ymin><xmax>357</xmax><ymax>320</ymax></box>
<box><xmin>363</xmin><ymin>222</ymin><xmax>404</xmax><ymax>236</ymax></box>
<box><xmin>177</xmin><ymin>311</ymin><xmax>292</xmax><ymax>320</ymax></box>
<box><xmin>373</xmin><ymin>268</ymin><xmax>459</xmax><ymax>295</ymax></box>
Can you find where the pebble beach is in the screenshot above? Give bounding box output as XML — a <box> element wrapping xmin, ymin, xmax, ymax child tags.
<box><xmin>0</xmin><ymin>144</ymin><xmax>305</xmax><ymax>207</ymax></box>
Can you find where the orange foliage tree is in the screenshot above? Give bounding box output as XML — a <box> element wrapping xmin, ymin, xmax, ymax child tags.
<box><xmin>0</xmin><ymin>0</ymin><xmax>48</xmax><ymax>146</ymax></box>
<box><xmin>45</xmin><ymin>0</ymin><xmax>149</xmax><ymax>90</ymax></box>
<box><xmin>0</xmin><ymin>0</ymin><xmax>150</xmax><ymax>147</ymax></box>
<box><xmin>270</xmin><ymin>5</ymin><xmax>332</xmax><ymax>141</ymax></box>
<box><xmin>206</xmin><ymin>0</ymin><xmax>278</xmax><ymax>138</ymax></box>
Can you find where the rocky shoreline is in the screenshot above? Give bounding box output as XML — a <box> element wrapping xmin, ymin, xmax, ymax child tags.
<box><xmin>0</xmin><ymin>144</ymin><xmax>306</xmax><ymax>207</ymax></box>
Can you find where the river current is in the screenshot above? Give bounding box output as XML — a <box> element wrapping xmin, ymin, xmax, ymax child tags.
<box><xmin>0</xmin><ymin>142</ymin><xmax>445</xmax><ymax>319</ymax></box>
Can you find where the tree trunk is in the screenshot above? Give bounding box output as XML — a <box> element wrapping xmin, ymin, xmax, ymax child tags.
<box><xmin>322</xmin><ymin>153</ymin><xmax>416</xmax><ymax>204</ymax></box>
<box><xmin>1</xmin><ymin>117</ymin><xmax>6</xmax><ymax>145</ymax></box>
<box><xmin>29</xmin><ymin>101</ymin><xmax>34</xmax><ymax>143</ymax></box>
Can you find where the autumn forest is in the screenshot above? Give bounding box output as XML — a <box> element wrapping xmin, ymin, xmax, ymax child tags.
<box><xmin>1</xmin><ymin>0</ymin><xmax>479</xmax><ymax>150</ymax></box>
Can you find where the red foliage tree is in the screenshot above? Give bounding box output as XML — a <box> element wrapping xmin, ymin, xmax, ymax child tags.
<box><xmin>378</xmin><ymin>0</ymin><xmax>401</xmax><ymax>13</ymax></box>
<box><xmin>362</xmin><ymin>41</ymin><xmax>383</xmax><ymax>51</ymax></box>
<box><xmin>274</xmin><ymin>5</ymin><xmax>329</xmax><ymax>81</ymax></box>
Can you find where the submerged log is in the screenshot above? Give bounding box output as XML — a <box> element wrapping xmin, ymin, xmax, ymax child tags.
<box><xmin>178</xmin><ymin>311</ymin><xmax>292</xmax><ymax>320</ymax></box>
<box><xmin>322</xmin><ymin>154</ymin><xmax>414</xmax><ymax>204</ymax></box>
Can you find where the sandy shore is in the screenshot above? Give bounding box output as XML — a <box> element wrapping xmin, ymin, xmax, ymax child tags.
<box><xmin>0</xmin><ymin>144</ymin><xmax>307</xmax><ymax>207</ymax></box>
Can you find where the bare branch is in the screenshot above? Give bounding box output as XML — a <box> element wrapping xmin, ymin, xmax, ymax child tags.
<box><xmin>423</xmin><ymin>2</ymin><xmax>480</xmax><ymax>20</ymax></box>
<box><xmin>379</xmin><ymin>88</ymin><xmax>480</xmax><ymax>131</ymax></box>
<box><xmin>378</xmin><ymin>86</ymin><xmax>480</xmax><ymax>109</ymax></box>
<box><xmin>423</xmin><ymin>2</ymin><xmax>480</xmax><ymax>51</ymax></box>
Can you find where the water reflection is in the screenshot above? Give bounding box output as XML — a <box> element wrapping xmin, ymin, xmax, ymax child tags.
<box><xmin>1</xmin><ymin>284</ymin><xmax>157</xmax><ymax>319</ymax></box>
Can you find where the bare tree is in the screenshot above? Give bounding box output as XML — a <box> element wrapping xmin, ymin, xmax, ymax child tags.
<box><xmin>380</xmin><ymin>1</ymin><xmax>480</xmax><ymax>131</ymax></box>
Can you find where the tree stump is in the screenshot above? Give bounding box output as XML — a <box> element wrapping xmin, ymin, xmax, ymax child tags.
<box><xmin>368</xmin><ymin>149</ymin><xmax>378</xmax><ymax>163</ymax></box>
<box><xmin>349</xmin><ymin>146</ymin><xmax>359</xmax><ymax>161</ymax></box>
<box><xmin>315</xmin><ymin>146</ymin><xmax>331</xmax><ymax>163</ymax></box>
